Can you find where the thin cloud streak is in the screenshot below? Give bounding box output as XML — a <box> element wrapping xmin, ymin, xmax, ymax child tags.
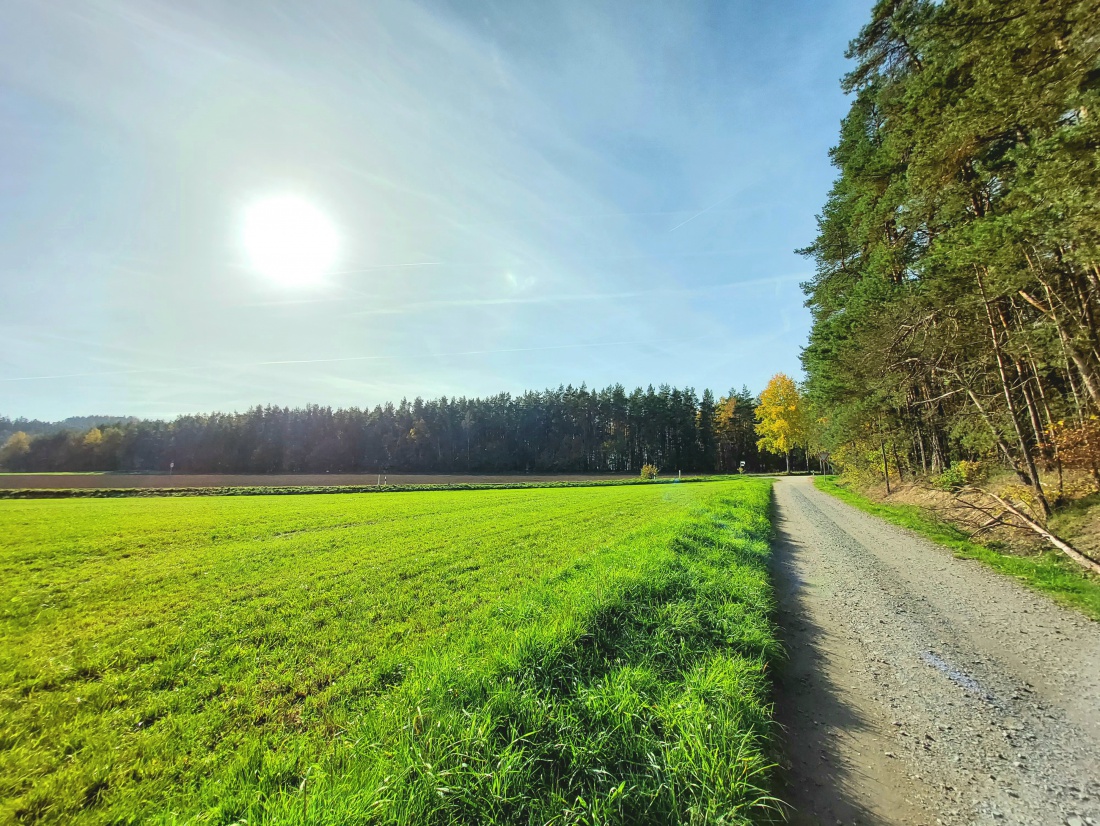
<box><xmin>336</xmin><ymin>274</ymin><xmax>805</xmax><ymax>317</ymax></box>
<box><xmin>329</xmin><ymin>262</ymin><xmax>443</xmax><ymax>274</ymax></box>
<box><xmin>0</xmin><ymin>0</ymin><xmax>861</xmax><ymax>418</ymax></box>
<box><xmin>668</xmin><ymin>193</ymin><xmax>738</xmax><ymax>232</ymax></box>
<box><xmin>242</xmin><ymin>272</ymin><xmax>804</xmax><ymax>310</ymax></box>
<box><xmin>0</xmin><ymin>338</ymin><xmax>697</xmax><ymax>384</ymax></box>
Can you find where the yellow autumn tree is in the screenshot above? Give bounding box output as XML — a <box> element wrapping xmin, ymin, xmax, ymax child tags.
<box><xmin>0</xmin><ymin>431</ymin><xmax>31</xmax><ymax>469</ymax></box>
<box><xmin>754</xmin><ymin>373</ymin><xmax>807</xmax><ymax>474</ymax></box>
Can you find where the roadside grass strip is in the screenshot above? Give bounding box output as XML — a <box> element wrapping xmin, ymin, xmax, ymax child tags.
<box><xmin>814</xmin><ymin>476</ymin><xmax>1100</xmax><ymax>621</ymax></box>
<box><xmin>1</xmin><ymin>480</ymin><xmax>779</xmax><ymax>824</ymax></box>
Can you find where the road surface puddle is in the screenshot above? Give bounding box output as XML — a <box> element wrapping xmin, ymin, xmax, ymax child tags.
<box><xmin>920</xmin><ymin>651</ymin><xmax>996</xmax><ymax>703</ymax></box>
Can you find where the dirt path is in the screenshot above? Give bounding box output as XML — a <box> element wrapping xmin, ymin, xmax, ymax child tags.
<box><xmin>771</xmin><ymin>476</ymin><xmax>1100</xmax><ymax>826</ymax></box>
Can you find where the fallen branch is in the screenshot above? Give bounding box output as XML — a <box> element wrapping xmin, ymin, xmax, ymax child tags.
<box><xmin>968</xmin><ymin>515</ymin><xmax>1008</xmax><ymax>540</ymax></box>
<box><xmin>959</xmin><ymin>486</ymin><xmax>1100</xmax><ymax>575</ymax></box>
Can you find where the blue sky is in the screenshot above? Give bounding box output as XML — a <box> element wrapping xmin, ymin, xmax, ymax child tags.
<box><xmin>0</xmin><ymin>0</ymin><xmax>869</xmax><ymax>420</ymax></box>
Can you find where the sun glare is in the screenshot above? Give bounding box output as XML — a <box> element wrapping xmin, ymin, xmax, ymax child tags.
<box><xmin>242</xmin><ymin>195</ymin><xmax>339</xmax><ymax>286</ymax></box>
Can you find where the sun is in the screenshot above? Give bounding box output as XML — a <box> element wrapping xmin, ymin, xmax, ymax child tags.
<box><xmin>242</xmin><ymin>195</ymin><xmax>339</xmax><ymax>286</ymax></box>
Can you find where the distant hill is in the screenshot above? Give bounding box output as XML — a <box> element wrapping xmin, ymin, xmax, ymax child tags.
<box><xmin>0</xmin><ymin>416</ymin><xmax>138</xmax><ymax>444</ymax></box>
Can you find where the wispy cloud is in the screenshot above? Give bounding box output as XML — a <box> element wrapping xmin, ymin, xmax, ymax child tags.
<box><xmin>0</xmin><ymin>338</ymin><xmax>700</xmax><ymax>383</ymax></box>
<box><xmin>0</xmin><ymin>0</ymin><xmax>858</xmax><ymax>417</ymax></box>
<box><xmin>336</xmin><ymin>274</ymin><xmax>805</xmax><ymax>317</ymax></box>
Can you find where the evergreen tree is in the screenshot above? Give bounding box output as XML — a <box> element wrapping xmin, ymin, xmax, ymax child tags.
<box><xmin>2</xmin><ymin>382</ymin><xmax>786</xmax><ymax>474</ymax></box>
<box><xmin>800</xmin><ymin>0</ymin><xmax>1099</xmax><ymax>511</ymax></box>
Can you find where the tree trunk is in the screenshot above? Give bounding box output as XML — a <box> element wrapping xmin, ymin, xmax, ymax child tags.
<box><xmin>979</xmin><ymin>270</ymin><xmax>1051</xmax><ymax>517</ymax></box>
<box><xmin>1020</xmin><ymin>377</ymin><xmax>1047</xmax><ymax>459</ymax></box>
<box><xmin>931</xmin><ymin>430</ymin><xmax>947</xmax><ymax>474</ymax></box>
<box><xmin>881</xmin><ymin>439</ymin><xmax>891</xmax><ymax>495</ymax></box>
<box><xmin>892</xmin><ymin>444</ymin><xmax>905</xmax><ymax>482</ymax></box>
<box><xmin>959</xmin><ymin>382</ymin><xmax>1026</xmax><ymax>479</ymax></box>
<box><xmin>1019</xmin><ymin>288</ymin><xmax>1100</xmax><ymax>408</ymax></box>
<box><xmin>914</xmin><ymin>418</ymin><xmax>930</xmax><ymax>475</ymax></box>
<box><xmin>1000</xmin><ymin>305</ymin><xmax>1048</xmax><ymax>454</ymax></box>
<box><xmin>1024</xmin><ymin>344</ymin><xmax>1056</xmax><ymax>432</ymax></box>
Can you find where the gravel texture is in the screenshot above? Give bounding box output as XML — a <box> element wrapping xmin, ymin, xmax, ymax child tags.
<box><xmin>772</xmin><ymin>476</ymin><xmax>1100</xmax><ymax>826</ymax></box>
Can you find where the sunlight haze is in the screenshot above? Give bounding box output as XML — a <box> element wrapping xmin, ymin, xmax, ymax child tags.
<box><xmin>0</xmin><ymin>0</ymin><xmax>870</xmax><ymax>419</ymax></box>
<box><xmin>242</xmin><ymin>195</ymin><xmax>341</xmax><ymax>286</ymax></box>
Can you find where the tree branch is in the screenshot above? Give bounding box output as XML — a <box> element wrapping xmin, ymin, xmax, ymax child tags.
<box><xmin>959</xmin><ymin>486</ymin><xmax>1100</xmax><ymax>575</ymax></box>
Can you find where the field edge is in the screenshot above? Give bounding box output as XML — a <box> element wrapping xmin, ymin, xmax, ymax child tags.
<box><xmin>0</xmin><ymin>476</ymin><xmax>735</xmax><ymax>499</ymax></box>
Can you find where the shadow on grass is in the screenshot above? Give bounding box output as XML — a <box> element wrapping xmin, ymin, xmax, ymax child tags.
<box><xmin>390</xmin><ymin>520</ymin><xmax>779</xmax><ymax>824</ymax></box>
<box><xmin>244</xmin><ymin>489</ymin><xmax>783</xmax><ymax>825</ymax></box>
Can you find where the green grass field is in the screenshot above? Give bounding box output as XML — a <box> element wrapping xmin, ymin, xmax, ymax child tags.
<box><xmin>814</xmin><ymin>476</ymin><xmax>1100</xmax><ymax>620</ymax></box>
<box><xmin>0</xmin><ymin>476</ymin><xmax>721</xmax><ymax>499</ymax></box>
<box><xmin>1</xmin><ymin>479</ymin><xmax>778</xmax><ymax>824</ymax></box>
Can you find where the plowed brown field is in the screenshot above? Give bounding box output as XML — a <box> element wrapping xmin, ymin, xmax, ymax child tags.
<box><xmin>0</xmin><ymin>472</ymin><xmax>634</xmax><ymax>489</ymax></box>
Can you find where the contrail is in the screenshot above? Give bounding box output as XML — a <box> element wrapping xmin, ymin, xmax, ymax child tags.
<box><xmin>336</xmin><ymin>273</ymin><xmax>805</xmax><ymax>317</ymax></box>
<box><xmin>0</xmin><ymin>338</ymin><xmax>695</xmax><ymax>383</ymax></box>
<box><xmin>244</xmin><ymin>272</ymin><xmax>804</xmax><ymax>311</ymax></box>
<box><xmin>329</xmin><ymin>262</ymin><xmax>442</xmax><ymax>274</ymax></box>
<box><xmin>668</xmin><ymin>194</ymin><xmax>737</xmax><ymax>232</ymax></box>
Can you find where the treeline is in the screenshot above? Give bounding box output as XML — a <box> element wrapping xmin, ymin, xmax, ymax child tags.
<box><xmin>801</xmin><ymin>0</ymin><xmax>1100</xmax><ymax>510</ymax></box>
<box><xmin>0</xmin><ymin>415</ymin><xmax>135</xmax><ymax>445</ymax></box>
<box><xmin>0</xmin><ymin>385</ymin><xmax>787</xmax><ymax>475</ymax></box>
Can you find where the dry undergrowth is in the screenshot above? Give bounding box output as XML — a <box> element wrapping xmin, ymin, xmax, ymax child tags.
<box><xmin>861</xmin><ymin>471</ymin><xmax>1100</xmax><ymax>564</ymax></box>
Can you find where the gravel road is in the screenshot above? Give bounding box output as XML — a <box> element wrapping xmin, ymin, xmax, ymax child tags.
<box><xmin>772</xmin><ymin>476</ymin><xmax>1100</xmax><ymax>826</ymax></box>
